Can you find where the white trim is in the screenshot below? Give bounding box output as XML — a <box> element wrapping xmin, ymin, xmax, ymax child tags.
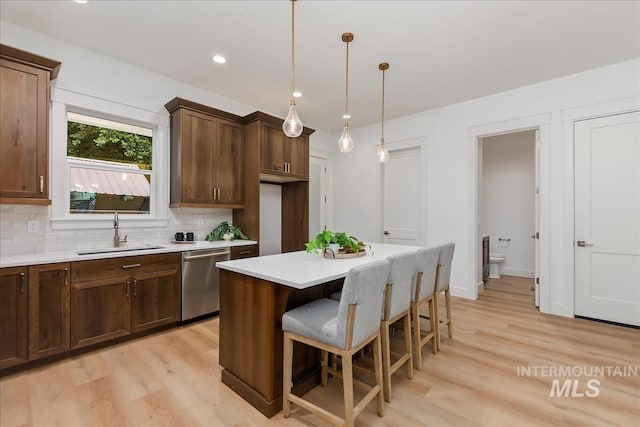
<box><xmin>501</xmin><ymin>267</ymin><xmax>535</xmax><ymax>278</ymax></box>
<box><xmin>50</xmin><ymin>88</ymin><xmax>169</xmax><ymax>229</ymax></box>
<box><xmin>310</xmin><ymin>148</ymin><xmax>332</xmax><ymax>231</ymax></box>
<box><xmin>467</xmin><ymin>114</ymin><xmax>551</xmax><ymax>312</ymax></box>
<box><xmin>560</xmin><ymin>97</ymin><xmax>640</xmax><ymax>318</ymax></box>
<box><xmin>377</xmin><ymin>136</ymin><xmax>428</xmax><ymax>246</ymax></box>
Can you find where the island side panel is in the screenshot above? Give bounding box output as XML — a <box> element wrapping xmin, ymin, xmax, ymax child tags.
<box><xmin>219</xmin><ymin>269</ymin><xmax>343</xmax><ymax>418</ymax></box>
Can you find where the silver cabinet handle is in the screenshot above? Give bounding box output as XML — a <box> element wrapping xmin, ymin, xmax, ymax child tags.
<box><xmin>125</xmin><ymin>280</ymin><xmax>130</xmax><ymax>297</ymax></box>
<box><xmin>133</xmin><ymin>279</ymin><xmax>137</xmax><ymax>297</ymax></box>
<box><xmin>217</xmin><ymin>188</ymin><xmax>221</xmax><ymax>201</ymax></box>
<box><xmin>40</xmin><ymin>176</ymin><xmax>44</xmax><ymax>193</ymax></box>
<box><xmin>122</xmin><ymin>263</ymin><xmax>141</xmax><ymax>269</ymax></box>
<box><xmin>184</xmin><ymin>251</ymin><xmax>230</xmax><ymax>261</ymax></box>
<box><xmin>19</xmin><ymin>272</ymin><xmax>25</xmax><ymax>293</ymax></box>
<box><xmin>64</xmin><ymin>267</ymin><xmax>68</xmax><ymax>286</ymax></box>
<box><xmin>576</xmin><ymin>241</ymin><xmax>594</xmax><ymax>247</ymax></box>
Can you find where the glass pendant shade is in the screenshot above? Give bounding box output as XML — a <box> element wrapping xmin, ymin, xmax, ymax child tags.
<box><xmin>377</xmin><ymin>143</ymin><xmax>389</xmax><ymax>163</ymax></box>
<box><xmin>338</xmin><ymin>125</ymin><xmax>354</xmax><ymax>153</ymax></box>
<box><xmin>283</xmin><ymin>101</ymin><xmax>303</xmax><ymax>137</ymax></box>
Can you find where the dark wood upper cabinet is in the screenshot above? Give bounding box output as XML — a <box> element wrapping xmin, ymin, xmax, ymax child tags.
<box><xmin>246</xmin><ymin>114</ymin><xmax>311</xmax><ymax>182</ymax></box>
<box><xmin>0</xmin><ymin>44</ymin><xmax>60</xmax><ymax>205</ymax></box>
<box><xmin>28</xmin><ymin>263</ymin><xmax>70</xmax><ymax>360</ymax></box>
<box><xmin>0</xmin><ymin>267</ymin><xmax>28</xmax><ymax>369</ymax></box>
<box><xmin>165</xmin><ymin>97</ymin><xmax>244</xmax><ymax>208</ymax></box>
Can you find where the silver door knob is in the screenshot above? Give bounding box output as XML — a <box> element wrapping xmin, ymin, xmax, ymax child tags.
<box><xmin>384</xmin><ymin>231</ymin><xmax>390</xmax><ymax>235</ymax></box>
<box><xmin>576</xmin><ymin>241</ymin><xmax>594</xmax><ymax>247</ymax></box>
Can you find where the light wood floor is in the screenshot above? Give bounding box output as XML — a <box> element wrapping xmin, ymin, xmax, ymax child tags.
<box><xmin>1</xmin><ymin>275</ymin><xmax>638</xmax><ymax>426</ymax></box>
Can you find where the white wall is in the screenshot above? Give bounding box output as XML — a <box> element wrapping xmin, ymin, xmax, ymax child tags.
<box><xmin>481</xmin><ymin>131</ymin><xmax>535</xmax><ymax>278</ymax></box>
<box><xmin>330</xmin><ymin>57</ymin><xmax>640</xmax><ymax>319</ymax></box>
<box><xmin>0</xmin><ymin>21</ymin><xmax>333</xmax><ymax>256</ymax></box>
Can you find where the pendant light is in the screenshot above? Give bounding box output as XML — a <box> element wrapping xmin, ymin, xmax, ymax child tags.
<box><xmin>376</xmin><ymin>63</ymin><xmax>390</xmax><ymax>163</ymax></box>
<box><xmin>283</xmin><ymin>0</ymin><xmax>303</xmax><ymax>138</ymax></box>
<box><xmin>338</xmin><ymin>32</ymin><xmax>354</xmax><ymax>153</ymax></box>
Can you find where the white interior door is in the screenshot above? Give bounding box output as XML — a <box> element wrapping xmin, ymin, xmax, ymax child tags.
<box><xmin>574</xmin><ymin>111</ymin><xmax>640</xmax><ymax>326</ymax></box>
<box><xmin>309</xmin><ymin>156</ymin><xmax>326</xmax><ymax>240</ymax></box>
<box><xmin>383</xmin><ymin>147</ymin><xmax>421</xmax><ymax>245</ymax></box>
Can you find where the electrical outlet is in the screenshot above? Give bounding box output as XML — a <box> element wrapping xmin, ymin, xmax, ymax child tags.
<box><xmin>27</xmin><ymin>220</ymin><xmax>39</xmax><ymax>233</ymax></box>
<box><xmin>197</xmin><ymin>218</ymin><xmax>204</xmax><ymax>227</ymax></box>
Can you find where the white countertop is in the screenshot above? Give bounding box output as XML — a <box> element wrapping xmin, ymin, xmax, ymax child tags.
<box><xmin>217</xmin><ymin>243</ymin><xmax>419</xmax><ymax>289</ymax></box>
<box><xmin>0</xmin><ymin>240</ymin><xmax>257</xmax><ymax>268</ymax></box>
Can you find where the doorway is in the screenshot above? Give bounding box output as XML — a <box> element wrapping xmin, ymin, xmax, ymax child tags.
<box><xmin>574</xmin><ymin>111</ymin><xmax>640</xmax><ymax>326</ymax></box>
<box><xmin>309</xmin><ymin>154</ymin><xmax>327</xmax><ymax>240</ymax></box>
<box><xmin>479</xmin><ymin>130</ymin><xmax>538</xmax><ymax>306</ymax></box>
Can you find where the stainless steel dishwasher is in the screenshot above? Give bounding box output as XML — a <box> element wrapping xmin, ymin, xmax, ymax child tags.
<box><xmin>181</xmin><ymin>248</ymin><xmax>230</xmax><ymax>322</ymax></box>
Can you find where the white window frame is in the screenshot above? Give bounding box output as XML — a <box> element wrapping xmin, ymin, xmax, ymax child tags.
<box><xmin>50</xmin><ymin>87</ymin><xmax>169</xmax><ymax>229</ymax></box>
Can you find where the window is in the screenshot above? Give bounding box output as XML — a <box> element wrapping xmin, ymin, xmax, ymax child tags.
<box><xmin>66</xmin><ymin>113</ymin><xmax>152</xmax><ymax>214</ymax></box>
<box><xmin>50</xmin><ymin>88</ymin><xmax>169</xmax><ymax>229</ymax></box>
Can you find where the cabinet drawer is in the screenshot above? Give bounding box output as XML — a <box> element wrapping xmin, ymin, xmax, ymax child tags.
<box><xmin>71</xmin><ymin>252</ymin><xmax>180</xmax><ymax>283</ymax></box>
<box><xmin>230</xmin><ymin>244</ymin><xmax>258</xmax><ymax>260</ymax></box>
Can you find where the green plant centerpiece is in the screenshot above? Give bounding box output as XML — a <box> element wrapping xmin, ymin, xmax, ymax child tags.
<box><xmin>305</xmin><ymin>230</ymin><xmax>367</xmax><ymax>255</ymax></box>
<box><xmin>205</xmin><ymin>221</ymin><xmax>248</xmax><ymax>241</ymax></box>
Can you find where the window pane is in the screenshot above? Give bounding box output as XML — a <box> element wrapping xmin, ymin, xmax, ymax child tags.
<box><xmin>67</xmin><ymin>113</ymin><xmax>152</xmax><ymax>170</ymax></box>
<box><xmin>69</xmin><ymin>166</ymin><xmax>150</xmax><ymax>214</ymax></box>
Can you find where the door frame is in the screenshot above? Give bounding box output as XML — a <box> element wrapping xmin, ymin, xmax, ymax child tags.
<box><xmin>468</xmin><ymin>113</ymin><xmax>551</xmax><ymax>305</ymax></box>
<box><xmin>562</xmin><ymin>96</ymin><xmax>640</xmax><ymax>318</ymax></box>
<box><xmin>377</xmin><ymin>137</ymin><xmax>428</xmax><ymax>245</ymax></box>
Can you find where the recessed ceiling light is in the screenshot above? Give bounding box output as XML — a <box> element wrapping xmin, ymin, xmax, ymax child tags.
<box><xmin>293</xmin><ymin>91</ymin><xmax>302</xmax><ymax>98</ymax></box>
<box><xmin>73</xmin><ymin>0</ymin><xmax>88</xmax><ymax>3</ymax></box>
<box><xmin>212</xmin><ymin>55</ymin><xmax>226</xmax><ymax>64</ymax></box>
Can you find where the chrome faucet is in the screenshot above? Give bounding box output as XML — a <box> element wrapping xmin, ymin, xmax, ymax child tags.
<box><xmin>113</xmin><ymin>212</ymin><xmax>128</xmax><ymax>247</ymax></box>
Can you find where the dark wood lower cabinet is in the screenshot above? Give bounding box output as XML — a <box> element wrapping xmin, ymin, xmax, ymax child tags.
<box><xmin>70</xmin><ymin>276</ymin><xmax>131</xmax><ymax>349</ymax></box>
<box><xmin>0</xmin><ymin>267</ymin><xmax>28</xmax><ymax>369</ymax></box>
<box><xmin>131</xmin><ymin>269</ymin><xmax>179</xmax><ymax>332</ymax></box>
<box><xmin>28</xmin><ymin>263</ymin><xmax>70</xmax><ymax>360</ymax></box>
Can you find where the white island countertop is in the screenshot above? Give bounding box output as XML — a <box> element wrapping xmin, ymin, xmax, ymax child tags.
<box><xmin>217</xmin><ymin>243</ymin><xmax>419</xmax><ymax>289</ymax></box>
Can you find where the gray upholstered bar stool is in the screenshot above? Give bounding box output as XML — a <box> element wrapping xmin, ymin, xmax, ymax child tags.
<box><xmin>412</xmin><ymin>246</ymin><xmax>440</xmax><ymax>370</ymax></box>
<box><xmin>434</xmin><ymin>242</ymin><xmax>455</xmax><ymax>351</ymax></box>
<box><xmin>328</xmin><ymin>252</ymin><xmax>416</xmax><ymax>402</ymax></box>
<box><xmin>282</xmin><ymin>260</ymin><xmax>390</xmax><ymax>427</ymax></box>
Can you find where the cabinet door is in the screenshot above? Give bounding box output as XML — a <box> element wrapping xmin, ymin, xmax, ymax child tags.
<box><xmin>0</xmin><ymin>59</ymin><xmax>48</xmax><ymax>200</ymax></box>
<box><xmin>181</xmin><ymin>110</ymin><xmax>215</xmax><ymax>203</ymax></box>
<box><xmin>0</xmin><ymin>267</ymin><xmax>28</xmax><ymax>369</ymax></box>
<box><xmin>70</xmin><ymin>276</ymin><xmax>131</xmax><ymax>349</ymax></box>
<box><xmin>214</xmin><ymin>119</ymin><xmax>244</xmax><ymax>205</ymax></box>
<box><xmin>131</xmin><ymin>269</ymin><xmax>179</xmax><ymax>332</ymax></box>
<box><xmin>28</xmin><ymin>263</ymin><xmax>70</xmax><ymax>360</ymax></box>
<box><xmin>286</xmin><ymin>134</ymin><xmax>309</xmax><ymax>179</ymax></box>
<box><xmin>261</xmin><ymin>124</ymin><xmax>287</xmax><ymax>175</ymax></box>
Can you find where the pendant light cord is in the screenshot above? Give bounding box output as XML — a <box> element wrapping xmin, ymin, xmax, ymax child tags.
<box><xmin>345</xmin><ymin>40</ymin><xmax>350</xmax><ymax>124</ymax></box>
<box><xmin>381</xmin><ymin>67</ymin><xmax>385</xmax><ymax>144</ymax></box>
<box><xmin>291</xmin><ymin>0</ymin><xmax>296</xmax><ymax>104</ymax></box>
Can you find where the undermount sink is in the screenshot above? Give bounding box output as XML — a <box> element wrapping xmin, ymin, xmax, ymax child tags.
<box><xmin>76</xmin><ymin>245</ymin><xmax>165</xmax><ymax>256</ymax></box>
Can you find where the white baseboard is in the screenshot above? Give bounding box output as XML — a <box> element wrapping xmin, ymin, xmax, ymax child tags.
<box><xmin>477</xmin><ymin>281</ymin><xmax>485</xmax><ymax>293</ymax></box>
<box><xmin>501</xmin><ymin>267</ymin><xmax>535</xmax><ymax>278</ymax></box>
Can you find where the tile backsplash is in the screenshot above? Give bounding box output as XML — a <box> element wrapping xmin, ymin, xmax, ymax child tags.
<box><xmin>0</xmin><ymin>205</ymin><xmax>232</xmax><ymax>257</ymax></box>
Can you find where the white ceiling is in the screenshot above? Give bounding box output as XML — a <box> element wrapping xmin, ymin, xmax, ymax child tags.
<box><xmin>1</xmin><ymin>1</ymin><xmax>639</xmax><ymax>132</ymax></box>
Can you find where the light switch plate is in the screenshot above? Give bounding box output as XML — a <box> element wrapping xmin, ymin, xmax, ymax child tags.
<box><xmin>197</xmin><ymin>218</ymin><xmax>204</xmax><ymax>227</ymax></box>
<box><xmin>27</xmin><ymin>220</ymin><xmax>39</xmax><ymax>233</ymax></box>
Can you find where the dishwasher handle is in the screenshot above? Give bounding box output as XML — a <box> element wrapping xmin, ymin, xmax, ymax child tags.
<box><xmin>184</xmin><ymin>251</ymin><xmax>230</xmax><ymax>261</ymax></box>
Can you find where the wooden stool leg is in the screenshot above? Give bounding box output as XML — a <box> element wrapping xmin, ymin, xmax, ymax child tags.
<box><xmin>434</xmin><ymin>293</ymin><xmax>441</xmax><ymax>351</ymax></box>
<box><xmin>372</xmin><ymin>334</ymin><xmax>385</xmax><ymax>417</ymax></box>
<box><xmin>411</xmin><ymin>302</ymin><xmax>422</xmax><ymax>370</ymax></box>
<box><xmin>380</xmin><ymin>321</ymin><xmax>392</xmax><ymax>402</ymax></box>
<box><xmin>403</xmin><ymin>312</ymin><xmax>414</xmax><ymax>379</ymax></box>
<box><xmin>342</xmin><ymin>350</ymin><xmax>355</xmax><ymax>426</ymax></box>
<box><xmin>283</xmin><ymin>332</ymin><xmax>293</xmax><ymax>417</ymax></box>
<box><xmin>445</xmin><ymin>287</ymin><xmax>453</xmax><ymax>338</ymax></box>
<box><xmin>321</xmin><ymin>350</ymin><xmax>328</xmax><ymax>386</ymax></box>
<box><xmin>428</xmin><ymin>297</ymin><xmax>437</xmax><ymax>354</ymax></box>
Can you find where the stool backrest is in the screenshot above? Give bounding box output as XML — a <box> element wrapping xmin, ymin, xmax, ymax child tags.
<box><xmin>413</xmin><ymin>246</ymin><xmax>440</xmax><ymax>301</ymax></box>
<box><xmin>437</xmin><ymin>242</ymin><xmax>456</xmax><ymax>291</ymax></box>
<box><xmin>384</xmin><ymin>251</ymin><xmax>417</xmax><ymax>320</ymax></box>
<box><xmin>337</xmin><ymin>259</ymin><xmax>390</xmax><ymax>350</ymax></box>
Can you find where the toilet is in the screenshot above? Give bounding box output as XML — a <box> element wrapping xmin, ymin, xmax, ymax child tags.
<box><xmin>489</xmin><ymin>253</ymin><xmax>505</xmax><ymax>279</ymax></box>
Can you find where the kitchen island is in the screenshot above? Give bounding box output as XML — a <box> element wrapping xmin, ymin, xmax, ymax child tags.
<box><xmin>216</xmin><ymin>243</ymin><xmax>419</xmax><ymax>417</ymax></box>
